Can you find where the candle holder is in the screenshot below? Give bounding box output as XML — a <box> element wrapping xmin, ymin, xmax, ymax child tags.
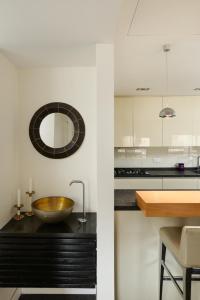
<box><xmin>14</xmin><ymin>204</ymin><xmax>24</xmax><ymax>221</ymax></box>
<box><xmin>25</xmin><ymin>191</ymin><xmax>35</xmax><ymax>216</ymax></box>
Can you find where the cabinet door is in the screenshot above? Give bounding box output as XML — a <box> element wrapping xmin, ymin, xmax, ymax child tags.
<box><xmin>133</xmin><ymin>97</ymin><xmax>162</xmax><ymax>146</ymax></box>
<box><xmin>115</xmin><ymin>211</ymin><xmax>184</xmax><ymax>300</ymax></box>
<box><xmin>114</xmin><ymin>97</ymin><xmax>134</xmax><ymax>147</ymax></box>
<box><xmin>162</xmin><ymin>97</ymin><xmax>195</xmax><ymax>146</ymax></box>
<box><xmin>114</xmin><ymin>178</ymin><xmax>162</xmax><ymax>190</ymax></box>
<box><xmin>197</xmin><ymin>179</ymin><xmax>200</xmax><ymax>189</ymax></box>
<box><xmin>193</xmin><ymin>96</ymin><xmax>200</xmax><ymax>146</ymax></box>
<box><xmin>163</xmin><ymin>178</ymin><xmax>198</xmax><ymax>190</ymax></box>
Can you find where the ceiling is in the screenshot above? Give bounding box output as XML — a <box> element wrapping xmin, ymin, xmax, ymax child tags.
<box><xmin>0</xmin><ymin>0</ymin><xmax>122</xmax><ymax>67</ymax></box>
<box><xmin>115</xmin><ymin>0</ymin><xmax>200</xmax><ymax>96</ymax></box>
<box><xmin>1</xmin><ymin>0</ymin><xmax>200</xmax><ymax>96</ymax></box>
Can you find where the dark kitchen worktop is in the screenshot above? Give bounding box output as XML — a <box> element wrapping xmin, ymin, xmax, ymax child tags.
<box><xmin>19</xmin><ymin>296</ymin><xmax>96</xmax><ymax>300</ymax></box>
<box><xmin>114</xmin><ymin>190</ymin><xmax>140</xmax><ymax>211</ymax></box>
<box><xmin>114</xmin><ymin>167</ymin><xmax>200</xmax><ymax>178</ymax></box>
<box><xmin>0</xmin><ymin>213</ymin><xmax>96</xmax><ymax>238</ymax></box>
<box><xmin>114</xmin><ymin>168</ymin><xmax>200</xmax><ymax>211</ymax></box>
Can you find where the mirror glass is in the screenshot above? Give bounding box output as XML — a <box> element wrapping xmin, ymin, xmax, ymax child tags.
<box><xmin>40</xmin><ymin>113</ymin><xmax>74</xmax><ymax>148</ymax></box>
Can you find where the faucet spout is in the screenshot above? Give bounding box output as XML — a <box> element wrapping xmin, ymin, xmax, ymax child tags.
<box><xmin>70</xmin><ymin>180</ymin><xmax>82</xmax><ymax>186</ymax></box>
<box><xmin>197</xmin><ymin>156</ymin><xmax>200</xmax><ymax>170</ymax></box>
<box><xmin>69</xmin><ymin>180</ymin><xmax>87</xmax><ymax>223</ymax></box>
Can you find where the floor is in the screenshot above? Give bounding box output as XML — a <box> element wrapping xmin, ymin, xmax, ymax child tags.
<box><xmin>19</xmin><ymin>295</ymin><xmax>96</xmax><ymax>300</ymax></box>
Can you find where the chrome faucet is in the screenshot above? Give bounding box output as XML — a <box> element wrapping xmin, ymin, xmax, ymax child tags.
<box><xmin>197</xmin><ymin>156</ymin><xmax>200</xmax><ymax>170</ymax></box>
<box><xmin>69</xmin><ymin>180</ymin><xmax>87</xmax><ymax>223</ymax></box>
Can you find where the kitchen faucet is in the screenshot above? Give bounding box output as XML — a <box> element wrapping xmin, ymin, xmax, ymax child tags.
<box><xmin>197</xmin><ymin>156</ymin><xmax>200</xmax><ymax>170</ymax></box>
<box><xmin>69</xmin><ymin>180</ymin><xmax>87</xmax><ymax>223</ymax></box>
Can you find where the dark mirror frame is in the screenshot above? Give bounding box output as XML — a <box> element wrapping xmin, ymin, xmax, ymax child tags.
<box><xmin>29</xmin><ymin>102</ymin><xmax>85</xmax><ymax>159</ymax></box>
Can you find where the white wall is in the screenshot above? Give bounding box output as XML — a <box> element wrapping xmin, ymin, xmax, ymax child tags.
<box><xmin>0</xmin><ymin>53</ymin><xmax>20</xmax><ymax>298</ymax></box>
<box><xmin>0</xmin><ymin>53</ymin><xmax>19</xmax><ymax>227</ymax></box>
<box><xmin>96</xmin><ymin>44</ymin><xmax>115</xmax><ymax>300</ymax></box>
<box><xmin>0</xmin><ymin>45</ymin><xmax>115</xmax><ymax>298</ymax></box>
<box><xmin>19</xmin><ymin>67</ymin><xmax>97</xmax><ymax>212</ymax></box>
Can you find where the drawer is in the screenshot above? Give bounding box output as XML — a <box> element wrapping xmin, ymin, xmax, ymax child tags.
<box><xmin>114</xmin><ymin>178</ymin><xmax>162</xmax><ymax>190</ymax></box>
<box><xmin>0</xmin><ymin>256</ymin><xmax>95</xmax><ymax>265</ymax></box>
<box><xmin>0</xmin><ymin>237</ymin><xmax>96</xmax><ymax>246</ymax></box>
<box><xmin>0</xmin><ymin>276</ymin><xmax>96</xmax><ymax>288</ymax></box>
<box><xmin>0</xmin><ymin>236</ymin><xmax>96</xmax><ymax>288</ymax></box>
<box><xmin>162</xmin><ymin>178</ymin><xmax>198</xmax><ymax>190</ymax></box>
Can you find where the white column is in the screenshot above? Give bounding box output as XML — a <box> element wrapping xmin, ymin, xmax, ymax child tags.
<box><xmin>96</xmin><ymin>44</ymin><xmax>114</xmax><ymax>300</ymax></box>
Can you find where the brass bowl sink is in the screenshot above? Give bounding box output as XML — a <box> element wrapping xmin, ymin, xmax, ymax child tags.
<box><xmin>32</xmin><ymin>197</ymin><xmax>75</xmax><ymax>223</ymax></box>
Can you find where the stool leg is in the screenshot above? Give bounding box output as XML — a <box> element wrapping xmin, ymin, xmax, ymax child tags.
<box><xmin>159</xmin><ymin>242</ymin><xmax>166</xmax><ymax>300</ymax></box>
<box><xmin>183</xmin><ymin>268</ymin><xmax>192</xmax><ymax>300</ymax></box>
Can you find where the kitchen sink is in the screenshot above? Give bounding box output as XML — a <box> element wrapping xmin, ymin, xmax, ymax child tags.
<box><xmin>32</xmin><ymin>196</ymin><xmax>75</xmax><ymax>223</ymax></box>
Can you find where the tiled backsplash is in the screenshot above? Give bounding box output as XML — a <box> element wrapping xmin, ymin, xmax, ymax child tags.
<box><xmin>114</xmin><ymin>147</ymin><xmax>200</xmax><ymax>168</ymax></box>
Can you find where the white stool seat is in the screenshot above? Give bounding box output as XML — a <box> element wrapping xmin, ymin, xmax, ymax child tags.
<box><xmin>159</xmin><ymin>226</ymin><xmax>200</xmax><ymax>300</ymax></box>
<box><xmin>160</xmin><ymin>226</ymin><xmax>200</xmax><ymax>268</ymax></box>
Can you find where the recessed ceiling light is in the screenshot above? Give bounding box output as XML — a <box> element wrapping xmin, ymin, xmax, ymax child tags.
<box><xmin>136</xmin><ymin>88</ymin><xmax>150</xmax><ymax>91</ymax></box>
<box><xmin>194</xmin><ymin>88</ymin><xmax>200</xmax><ymax>91</ymax></box>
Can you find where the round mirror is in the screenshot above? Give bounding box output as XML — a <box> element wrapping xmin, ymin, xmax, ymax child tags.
<box><xmin>40</xmin><ymin>113</ymin><xmax>75</xmax><ymax>148</ymax></box>
<box><xmin>29</xmin><ymin>102</ymin><xmax>85</xmax><ymax>159</ymax></box>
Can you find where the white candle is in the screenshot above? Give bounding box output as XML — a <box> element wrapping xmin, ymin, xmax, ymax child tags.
<box><xmin>17</xmin><ymin>189</ymin><xmax>21</xmax><ymax>207</ymax></box>
<box><xmin>29</xmin><ymin>178</ymin><xmax>32</xmax><ymax>193</ymax></box>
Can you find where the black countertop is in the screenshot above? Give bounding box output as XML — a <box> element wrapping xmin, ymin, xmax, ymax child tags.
<box><xmin>114</xmin><ymin>168</ymin><xmax>200</xmax><ymax>211</ymax></box>
<box><xmin>115</xmin><ymin>167</ymin><xmax>200</xmax><ymax>178</ymax></box>
<box><xmin>0</xmin><ymin>213</ymin><xmax>96</xmax><ymax>238</ymax></box>
<box><xmin>114</xmin><ymin>190</ymin><xmax>140</xmax><ymax>211</ymax></box>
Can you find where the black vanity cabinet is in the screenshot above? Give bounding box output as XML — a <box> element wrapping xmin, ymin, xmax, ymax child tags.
<box><xmin>0</xmin><ymin>213</ymin><xmax>96</xmax><ymax>288</ymax></box>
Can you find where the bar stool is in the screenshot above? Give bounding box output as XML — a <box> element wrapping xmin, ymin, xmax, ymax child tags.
<box><xmin>159</xmin><ymin>226</ymin><xmax>200</xmax><ymax>300</ymax></box>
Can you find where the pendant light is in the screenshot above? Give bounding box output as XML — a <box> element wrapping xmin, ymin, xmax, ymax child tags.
<box><xmin>159</xmin><ymin>44</ymin><xmax>176</xmax><ymax>118</ymax></box>
<box><xmin>159</xmin><ymin>105</ymin><xmax>176</xmax><ymax>118</ymax></box>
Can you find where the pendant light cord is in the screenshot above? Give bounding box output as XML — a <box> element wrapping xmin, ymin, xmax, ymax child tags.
<box><xmin>128</xmin><ymin>0</ymin><xmax>141</xmax><ymax>35</ymax></box>
<box><xmin>162</xmin><ymin>97</ymin><xmax>164</xmax><ymax>144</ymax></box>
<box><xmin>165</xmin><ymin>49</ymin><xmax>169</xmax><ymax>95</ymax></box>
<box><xmin>163</xmin><ymin>44</ymin><xmax>170</xmax><ymax>103</ymax></box>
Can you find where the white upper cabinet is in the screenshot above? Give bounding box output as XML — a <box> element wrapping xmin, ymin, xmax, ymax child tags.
<box><xmin>115</xmin><ymin>96</ymin><xmax>162</xmax><ymax>147</ymax></box>
<box><xmin>115</xmin><ymin>96</ymin><xmax>199</xmax><ymax>148</ymax></box>
<box><xmin>114</xmin><ymin>97</ymin><xmax>134</xmax><ymax>147</ymax></box>
<box><xmin>133</xmin><ymin>96</ymin><xmax>162</xmax><ymax>146</ymax></box>
<box><xmin>162</xmin><ymin>97</ymin><xmax>195</xmax><ymax>147</ymax></box>
<box><xmin>193</xmin><ymin>97</ymin><xmax>200</xmax><ymax>146</ymax></box>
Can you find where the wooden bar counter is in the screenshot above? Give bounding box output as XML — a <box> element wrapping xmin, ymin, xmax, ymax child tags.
<box><xmin>136</xmin><ymin>191</ymin><xmax>200</xmax><ymax>217</ymax></box>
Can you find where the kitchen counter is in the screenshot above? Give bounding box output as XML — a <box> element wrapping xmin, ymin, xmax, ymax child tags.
<box><xmin>115</xmin><ymin>190</ymin><xmax>140</xmax><ymax>210</ymax></box>
<box><xmin>142</xmin><ymin>168</ymin><xmax>199</xmax><ymax>177</ymax></box>
<box><xmin>114</xmin><ymin>190</ymin><xmax>139</xmax><ymax>211</ymax></box>
<box><xmin>114</xmin><ymin>168</ymin><xmax>200</xmax><ymax>211</ymax></box>
<box><xmin>0</xmin><ymin>213</ymin><xmax>96</xmax><ymax>238</ymax></box>
<box><xmin>115</xmin><ymin>167</ymin><xmax>200</xmax><ymax>178</ymax></box>
<box><xmin>136</xmin><ymin>190</ymin><xmax>200</xmax><ymax>217</ymax></box>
